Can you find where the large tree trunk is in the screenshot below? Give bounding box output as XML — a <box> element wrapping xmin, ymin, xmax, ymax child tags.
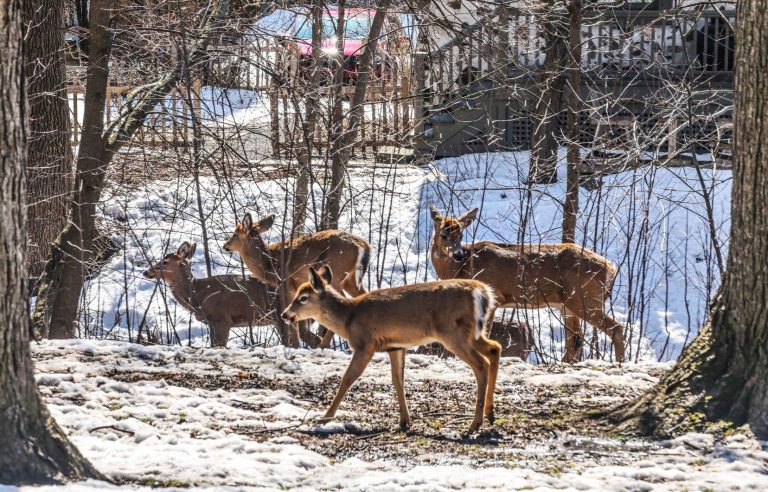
<box><xmin>23</xmin><ymin>0</ymin><xmax>73</xmax><ymax>280</ymax></box>
<box><xmin>529</xmin><ymin>0</ymin><xmax>567</xmax><ymax>185</ymax></box>
<box><xmin>321</xmin><ymin>0</ymin><xmax>390</xmax><ymax>230</ymax></box>
<box><xmin>321</xmin><ymin>0</ymin><xmax>347</xmax><ymax>230</ymax></box>
<box><xmin>291</xmin><ymin>0</ymin><xmax>324</xmax><ymax>233</ymax></box>
<box><xmin>32</xmin><ymin>0</ymin><xmax>233</xmax><ymax>339</ymax></box>
<box><xmin>561</xmin><ymin>0</ymin><xmax>581</xmax><ymax>243</ymax></box>
<box><xmin>34</xmin><ymin>0</ymin><xmax>114</xmax><ymax>340</ymax></box>
<box><xmin>342</xmin><ymin>0</ymin><xmax>390</xmax><ymax>152</ymax></box>
<box><xmin>0</xmin><ymin>0</ymin><xmax>103</xmax><ymax>483</ymax></box>
<box><xmin>613</xmin><ymin>0</ymin><xmax>768</xmax><ymax>438</ymax></box>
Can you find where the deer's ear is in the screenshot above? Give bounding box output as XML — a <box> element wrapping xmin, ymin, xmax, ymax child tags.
<box><xmin>177</xmin><ymin>241</ymin><xmax>193</xmax><ymax>258</ymax></box>
<box><xmin>242</xmin><ymin>213</ymin><xmax>253</xmax><ymax>230</ymax></box>
<box><xmin>318</xmin><ymin>264</ymin><xmax>333</xmax><ymax>284</ymax></box>
<box><xmin>255</xmin><ymin>214</ymin><xmax>275</xmax><ymax>233</ymax></box>
<box><xmin>187</xmin><ymin>242</ymin><xmax>197</xmax><ymax>259</ymax></box>
<box><xmin>428</xmin><ymin>204</ymin><xmax>442</xmax><ymax>222</ymax></box>
<box><xmin>309</xmin><ymin>267</ymin><xmax>324</xmax><ymax>291</ymax></box>
<box><xmin>458</xmin><ymin>208</ymin><xmax>478</xmax><ymax>227</ymax></box>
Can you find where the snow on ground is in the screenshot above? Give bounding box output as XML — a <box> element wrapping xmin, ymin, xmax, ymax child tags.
<box><xmin>3</xmin><ymin>340</ymin><xmax>767</xmax><ymax>491</ymax></box>
<box><xmin>86</xmin><ymin>147</ymin><xmax>730</xmax><ymax>362</ymax></box>
<box><xmin>69</xmin><ymin>87</ymin><xmax>275</xmax><ymax>133</ymax></box>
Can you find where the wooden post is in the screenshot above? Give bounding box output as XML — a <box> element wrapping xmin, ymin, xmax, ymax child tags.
<box><xmin>380</xmin><ymin>72</ymin><xmax>388</xmax><ymax>148</ymax></box>
<box><xmin>270</xmin><ymin>47</ymin><xmax>281</xmax><ymax>156</ymax></box>
<box><xmin>668</xmin><ymin>117</ymin><xmax>678</xmax><ymax>156</ymax></box>
<box><xmin>413</xmin><ymin>52</ymin><xmax>426</xmax><ymax>136</ymax></box>
<box><xmin>361</xmin><ymin>91</ymin><xmax>367</xmax><ymax>158</ymax></box>
<box><xmin>400</xmin><ymin>59</ymin><xmax>410</xmax><ymax>139</ymax></box>
<box><xmin>393</xmin><ymin>63</ymin><xmax>400</xmax><ymax>139</ymax></box>
<box><xmin>192</xmin><ymin>79</ymin><xmax>202</xmax><ymax>147</ymax></box>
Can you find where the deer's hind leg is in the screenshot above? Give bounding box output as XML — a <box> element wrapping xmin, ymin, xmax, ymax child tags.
<box><xmin>562</xmin><ymin>307</ymin><xmax>585</xmax><ymax>364</ymax></box>
<box><xmin>474</xmin><ymin>337</ymin><xmax>501</xmax><ymax>423</ymax></box>
<box><xmin>319</xmin><ymin>327</ymin><xmax>336</xmax><ymax>349</ymax></box>
<box><xmin>341</xmin><ymin>270</ymin><xmax>366</xmax><ymax>297</ymax></box>
<box><xmin>388</xmin><ymin>348</ymin><xmax>411</xmax><ymax>430</ymax></box>
<box><xmin>297</xmin><ymin>320</ymin><xmax>323</xmax><ymax>348</ymax></box>
<box><xmin>442</xmin><ymin>331</ymin><xmax>490</xmax><ymax>433</ymax></box>
<box><xmin>579</xmin><ymin>308</ymin><xmax>626</xmax><ymax>363</ymax></box>
<box><xmin>209</xmin><ymin>320</ymin><xmax>231</xmax><ymax>348</ymax></box>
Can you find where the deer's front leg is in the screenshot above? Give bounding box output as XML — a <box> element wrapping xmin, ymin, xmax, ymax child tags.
<box><xmin>321</xmin><ymin>345</ymin><xmax>375</xmax><ymax>422</ymax></box>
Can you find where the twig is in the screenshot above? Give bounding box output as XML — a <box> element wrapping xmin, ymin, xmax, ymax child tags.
<box><xmin>89</xmin><ymin>425</ymin><xmax>136</xmax><ymax>436</ymax></box>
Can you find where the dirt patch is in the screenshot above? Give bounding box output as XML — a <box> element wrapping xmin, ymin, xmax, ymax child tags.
<box><xmin>104</xmin><ymin>363</ymin><xmax>662</xmax><ymax>471</ymax></box>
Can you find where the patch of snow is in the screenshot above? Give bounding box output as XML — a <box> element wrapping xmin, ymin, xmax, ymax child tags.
<box><xmin>80</xmin><ymin>145</ymin><xmax>730</xmax><ymax>363</ymax></box>
<box><xmin>3</xmin><ymin>340</ymin><xmax>766</xmax><ymax>491</ymax></box>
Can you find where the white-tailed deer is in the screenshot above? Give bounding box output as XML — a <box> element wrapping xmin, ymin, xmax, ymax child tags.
<box><xmin>223</xmin><ymin>213</ymin><xmax>371</xmax><ymax>348</ymax></box>
<box><xmin>281</xmin><ymin>265</ymin><xmax>502</xmax><ymax>433</ymax></box>
<box><xmin>429</xmin><ymin>205</ymin><xmax>626</xmax><ymax>363</ymax></box>
<box><xmin>143</xmin><ymin>242</ymin><xmax>274</xmax><ymax>347</ymax></box>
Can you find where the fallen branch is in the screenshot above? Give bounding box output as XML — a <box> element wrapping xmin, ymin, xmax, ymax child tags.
<box><xmin>89</xmin><ymin>425</ymin><xmax>136</xmax><ymax>436</ymax></box>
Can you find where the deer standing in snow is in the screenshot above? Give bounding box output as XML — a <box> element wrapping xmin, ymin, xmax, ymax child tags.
<box><xmin>281</xmin><ymin>265</ymin><xmax>501</xmax><ymax>433</ymax></box>
<box><xmin>223</xmin><ymin>213</ymin><xmax>371</xmax><ymax>348</ymax></box>
<box><xmin>429</xmin><ymin>205</ymin><xmax>625</xmax><ymax>363</ymax></box>
<box><xmin>143</xmin><ymin>242</ymin><xmax>274</xmax><ymax>347</ymax></box>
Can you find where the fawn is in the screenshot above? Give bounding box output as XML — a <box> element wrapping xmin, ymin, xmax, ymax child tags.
<box><xmin>282</xmin><ymin>265</ymin><xmax>501</xmax><ymax>433</ymax></box>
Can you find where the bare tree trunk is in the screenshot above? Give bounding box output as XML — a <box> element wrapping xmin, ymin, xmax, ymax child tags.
<box><xmin>34</xmin><ymin>0</ymin><xmax>114</xmax><ymax>340</ymax></box>
<box><xmin>342</xmin><ymin>0</ymin><xmax>390</xmax><ymax>152</ymax></box>
<box><xmin>0</xmin><ymin>0</ymin><xmax>103</xmax><ymax>482</ymax></box>
<box><xmin>529</xmin><ymin>0</ymin><xmax>566</xmax><ymax>185</ymax></box>
<box><xmin>32</xmin><ymin>0</ymin><xmax>232</xmax><ymax>339</ymax></box>
<box><xmin>292</xmin><ymin>0</ymin><xmax>324</xmax><ymax>232</ymax></box>
<box><xmin>561</xmin><ymin>0</ymin><xmax>582</xmax><ymax>243</ymax></box>
<box><xmin>322</xmin><ymin>0</ymin><xmax>390</xmax><ymax>230</ymax></box>
<box><xmin>614</xmin><ymin>0</ymin><xmax>768</xmax><ymax>438</ymax></box>
<box><xmin>23</xmin><ymin>0</ymin><xmax>73</xmax><ymax>280</ymax></box>
<box><xmin>321</xmin><ymin>0</ymin><xmax>346</xmax><ymax>230</ymax></box>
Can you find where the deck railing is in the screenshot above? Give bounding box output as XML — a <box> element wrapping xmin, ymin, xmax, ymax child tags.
<box><xmin>422</xmin><ymin>7</ymin><xmax>736</xmax><ymax>111</ymax></box>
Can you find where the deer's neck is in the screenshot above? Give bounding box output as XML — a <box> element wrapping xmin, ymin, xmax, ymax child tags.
<box><xmin>167</xmin><ymin>266</ymin><xmax>201</xmax><ymax>316</ymax></box>
<box><xmin>431</xmin><ymin>242</ymin><xmax>465</xmax><ymax>280</ymax></box>
<box><xmin>315</xmin><ymin>291</ymin><xmax>356</xmax><ymax>340</ymax></box>
<box><xmin>242</xmin><ymin>241</ymin><xmax>280</xmax><ymax>288</ymax></box>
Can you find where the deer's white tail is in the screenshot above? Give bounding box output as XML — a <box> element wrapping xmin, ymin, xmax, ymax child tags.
<box><xmin>472</xmin><ymin>286</ymin><xmax>496</xmax><ymax>340</ymax></box>
<box><xmin>355</xmin><ymin>246</ymin><xmax>369</xmax><ymax>288</ymax></box>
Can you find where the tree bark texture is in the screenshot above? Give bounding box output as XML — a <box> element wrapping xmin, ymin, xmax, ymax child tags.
<box><xmin>292</xmin><ymin>0</ymin><xmax>324</xmax><ymax>232</ymax></box>
<box><xmin>561</xmin><ymin>0</ymin><xmax>582</xmax><ymax>243</ymax></box>
<box><xmin>32</xmin><ymin>0</ymin><xmax>232</xmax><ymax>339</ymax></box>
<box><xmin>322</xmin><ymin>0</ymin><xmax>390</xmax><ymax>230</ymax></box>
<box><xmin>33</xmin><ymin>0</ymin><xmax>113</xmax><ymax>340</ymax></box>
<box><xmin>0</xmin><ymin>0</ymin><xmax>102</xmax><ymax>482</ymax></box>
<box><xmin>529</xmin><ymin>0</ymin><xmax>567</xmax><ymax>185</ymax></box>
<box><xmin>614</xmin><ymin>0</ymin><xmax>768</xmax><ymax>438</ymax></box>
<box><xmin>23</xmin><ymin>0</ymin><xmax>73</xmax><ymax>280</ymax></box>
<box><xmin>342</xmin><ymin>0</ymin><xmax>390</xmax><ymax>152</ymax></box>
<box><xmin>321</xmin><ymin>0</ymin><xmax>347</xmax><ymax>230</ymax></box>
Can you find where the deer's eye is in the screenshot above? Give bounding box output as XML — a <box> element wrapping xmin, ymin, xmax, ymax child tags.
<box><xmin>441</xmin><ymin>234</ymin><xmax>448</xmax><ymax>240</ymax></box>
<box><xmin>299</xmin><ymin>295</ymin><xmax>309</xmax><ymax>303</ymax></box>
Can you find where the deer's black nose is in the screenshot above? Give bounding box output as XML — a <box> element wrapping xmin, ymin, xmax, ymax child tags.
<box><xmin>452</xmin><ymin>249</ymin><xmax>465</xmax><ymax>261</ymax></box>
